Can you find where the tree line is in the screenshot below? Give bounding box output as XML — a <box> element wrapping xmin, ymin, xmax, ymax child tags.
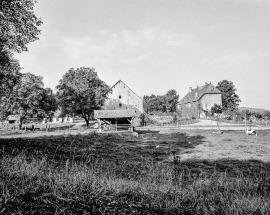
<box><xmin>0</xmin><ymin>68</ymin><xmax>111</xmax><ymax>128</ymax></box>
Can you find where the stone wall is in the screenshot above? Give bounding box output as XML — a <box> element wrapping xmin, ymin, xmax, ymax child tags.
<box><xmin>179</xmin><ymin>94</ymin><xmax>222</xmax><ymax>119</ymax></box>
<box><xmin>179</xmin><ymin>101</ymin><xmax>200</xmax><ymax>118</ymax></box>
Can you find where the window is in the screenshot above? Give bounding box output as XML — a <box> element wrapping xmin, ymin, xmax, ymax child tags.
<box><xmin>119</xmin><ymin>103</ymin><xmax>122</xmax><ymax>108</ymax></box>
<box><xmin>119</xmin><ymin>95</ymin><xmax>122</xmax><ymax>99</ymax></box>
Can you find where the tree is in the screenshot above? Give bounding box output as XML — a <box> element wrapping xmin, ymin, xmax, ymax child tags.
<box><xmin>38</xmin><ymin>88</ymin><xmax>58</xmax><ymax>119</ymax></box>
<box><xmin>56</xmin><ymin>67</ymin><xmax>111</xmax><ymax>127</ymax></box>
<box><xmin>143</xmin><ymin>90</ymin><xmax>179</xmax><ymax>114</ymax></box>
<box><xmin>210</xmin><ymin>104</ymin><xmax>223</xmax><ymax>116</ymax></box>
<box><xmin>263</xmin><ymin>110</ymin><xmax>270</xmax><ymax>119</ymax></box>
<box><xmin>0</xmin><ymin>73</ymin><xmax>57</xmax><ymax>128</ymax></box>
<box><xmin>165</xmin><ymin>89</ymin><xmax>179</xmax><ymax>113</ymax></box>
<box><xmin>0</xmin><ymin>0</ymin><xmax>42</xmax><ymax>54</ymax></box>
<box><xmin>216</xmin><ymin>80</ymin><xmax>241</xmax><ymax>111</ymax></box>
<box><xmin>0</xmin><ymin>56</ymin><xmax>21</xmax><ymax>98</ymax></box>
<box><xmin>1</xmin><ymin>0</ymin><xmax>42</xmax><ymax>94</ymax></box>
<box><xmin>143</xmin><ymin>94</ymin><xmax>165</xmax><ymax>113</ymax></box>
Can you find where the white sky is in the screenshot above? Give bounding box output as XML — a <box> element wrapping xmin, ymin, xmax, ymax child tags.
<box><xmin>15</xmin><ymin>0</ymin><xmax>270</xmax><ymax>110</ymax></box>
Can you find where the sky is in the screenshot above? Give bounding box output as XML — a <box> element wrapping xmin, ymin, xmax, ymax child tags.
<box><xmin>15</xmin><ymin>0</ymin><xmax>270</xmax><ymax>110</ymax></box>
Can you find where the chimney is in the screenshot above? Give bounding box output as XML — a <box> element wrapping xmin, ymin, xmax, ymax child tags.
<box><xmin>205</xmin><ymin>82</ymin><xmax>208</xmax><ymax>85</ymax></box>
<box><xmin>189</xmin><ymin>87</ymin><xmax>193</xmax><ymax>92</ymax></box>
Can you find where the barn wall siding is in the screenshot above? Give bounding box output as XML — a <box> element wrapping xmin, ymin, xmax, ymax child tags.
<box><xmin>103</xmin><ymin>81</ymin><xmax>143</xmax><ymax>113</ymax></box>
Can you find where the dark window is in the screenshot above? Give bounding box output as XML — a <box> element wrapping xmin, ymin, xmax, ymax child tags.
<box><xmin>119</xmin><ymin>103</ymin><xmax>122</xmax><ymax>108</ymax></box>
<box><xmin>119</xmin><ymin>95</ymin><xmax>122</xmax><ymax>99</ymax></box>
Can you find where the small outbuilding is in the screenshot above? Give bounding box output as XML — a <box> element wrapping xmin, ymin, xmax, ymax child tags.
<box><xmin>6</xmin><ymin>115</ymin><xmax>20</xmax><ymax>124</ymax></box>
<box><xmin>94</xmin><ymin>109</ymin><xmax>139</xmax><ymax>131</ymax></box>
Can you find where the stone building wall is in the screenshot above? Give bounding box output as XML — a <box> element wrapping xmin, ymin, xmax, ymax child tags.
<box><xmin>179</xmin><ymin>94</ymin><xmax>222</xmax><ymax>118</ymax></box>
<box><xmin>179</xmin><ymin>101</ymin><xmax>200</xmax><ymax>118</ymax></box>
<box><xmin>200</xmin><ymin>94</ymin><xmax>222</xmax><ymax>111</ymax></box>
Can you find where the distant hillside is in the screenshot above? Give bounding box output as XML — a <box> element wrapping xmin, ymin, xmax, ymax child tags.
<box><xmin>238</xmin><ymin>107</ymin><xmax>267</xmax><ymax>113</ymax></box>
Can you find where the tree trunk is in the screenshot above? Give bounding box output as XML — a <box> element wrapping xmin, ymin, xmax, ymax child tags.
<box><xmin>19</xmin><ymin>117</ymin><xmax>24</xmax><ymax>130</ymax></box>
<box><xmin>83</xmin><ymin>117</ymin><xmax>89</xmax><ymax>128</ymax></box>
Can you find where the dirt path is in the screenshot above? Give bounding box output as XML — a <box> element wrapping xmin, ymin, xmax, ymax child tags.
<box><xmin>192</xmin><ymin>119</ymin><xmax>238</xmax><ymax>126</ymax></box>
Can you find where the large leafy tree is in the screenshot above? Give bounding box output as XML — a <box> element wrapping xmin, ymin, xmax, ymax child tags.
<box><xmin>56</xmin><ymin>67</ymin><xmax>111</xmax><ymax>127</ymax></box>
<box><xmin>143</xmin><ymin>89</ymin><xmax>179</xmax><ymax>114</ymax></box>
<box><xmin>0</xmin><ymin>56</ymin><xmax>21</xmax><ymax>97</ymax></box>
<box><xmin>165</xmin><ymin>89</ymin><xmax>179</xmax><ymax>113</ymax></box>
<box><xmin>0</xmin><ymin>0</ymin><xmax>42</xmax><ymax>94</ymax></box>
<box><xmin>38</xmin><ymin>88</ymin><xmax>58</xmax><ymax>119</ymax></box>
<box><xmin>143</xmin><ymin>95</ymin><xmax>166</xmax><ymax>113</ymax></box>
<box><xmin>0</xmin><ymin>0</ymin><xmax>42</xmax><ymax>54</ymax></box>
<box><xmin>216</xmin><ymin>80</ymin><xmax>241</xmax><ymax>111</ymax></box>
<box><xmin>0</xmin><ymin>73</ymin><xmax>57</xmax><ymax>128</ymax></box>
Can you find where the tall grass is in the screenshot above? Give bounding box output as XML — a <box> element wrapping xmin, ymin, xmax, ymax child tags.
<box><xmin>1</xmin><ymin>132</ymin><xmax>270</xmax><ymax>214</ymax></box>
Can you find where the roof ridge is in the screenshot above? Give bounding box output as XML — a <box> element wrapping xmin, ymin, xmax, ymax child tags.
<box><xmin>111</xmin><ymin>80</ymin><xmax>142</xmax><ymax>99</ymax></box>
<box><xmin>178</xmin><ymin>82</ymin><xmax>221</xmax><ymax>104</ymax></box>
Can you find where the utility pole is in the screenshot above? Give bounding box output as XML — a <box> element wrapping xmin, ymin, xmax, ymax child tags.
<box><xmin>245</xmin><ymin>110</ymin><xmax>247</xmax><ymax>129</ymax></box>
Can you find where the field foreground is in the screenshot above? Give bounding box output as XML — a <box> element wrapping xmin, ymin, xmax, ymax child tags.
<box><xmin>1</xmin><ymin>130</ymin><xmax>270</xmax><ymax>214</ymax></box>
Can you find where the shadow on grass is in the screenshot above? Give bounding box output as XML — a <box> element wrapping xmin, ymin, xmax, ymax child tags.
<box><xmin>135</xmin><ymin>129</ymin><xmax>160</xmax><ymax>134</ymax></box>
<box><xmin>0</xmin><ymin>132</ymin><xmax>206</xmax><ymax>163</ymax></box>
<box><xmin>175</xmin><ymin>158</ymin><xmax>270</xmax><ymax>178</ymax></box>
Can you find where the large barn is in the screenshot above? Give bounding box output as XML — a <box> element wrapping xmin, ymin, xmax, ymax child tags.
<box><xmin>178</xmin><ymin>82</ymin><xmax>222</xmax><ymax>118</ymax></box>
<box><xmin>103</xmin><ymin>80</ymin><xmax>143</xmax><ymax>113</ymax></box>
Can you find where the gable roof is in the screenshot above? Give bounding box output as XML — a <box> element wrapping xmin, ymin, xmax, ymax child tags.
<box><xmin>110</xmin><ymin>80</ymin><xmax>142</xmax><ymax>99</ymax></box>
<box><xmin>178</xmin><ymin>83</ymin><xmax>221</xmax><ymax>104</ymax></box>
<box><xmin>94</xmin><ymin>109</ymin><xmax>139</xmax><ymax>119</ymax></box>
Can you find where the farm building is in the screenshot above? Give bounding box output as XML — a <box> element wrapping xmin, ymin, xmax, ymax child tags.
<box><xmin>103</xmin><ymin>80</ymin><xmax>143</xmax><ymax>113</ymax></box>
<box><xmin>94</xmin><ymin>109</ymin><xmax>138</xmax><ymax>131</ymax></box>
<box><xmin>178</xmin><ymin>82</ymin><xmax>222</xmax><ymax>118</ymax></box>
<box><xmin>6</xmin><ymin>115</ymin><xmax>20</xmax><ymax>124</ymax></box>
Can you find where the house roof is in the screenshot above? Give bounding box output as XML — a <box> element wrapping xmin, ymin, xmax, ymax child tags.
<box><xmin>178</xmin><ymin>82</ymin><xmax>221</xmax><ymax>104</ymax></box>
<box><xmin>110</xmin><ymin>80</ymin><xmax>142</xmax><ymax>99</ymax></box>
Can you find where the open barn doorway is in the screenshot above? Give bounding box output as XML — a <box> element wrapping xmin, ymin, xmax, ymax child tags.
<box><xmin>94</xmin><ymin>109</ymin><xmax>138</xmax><ymax>131</ymax></box>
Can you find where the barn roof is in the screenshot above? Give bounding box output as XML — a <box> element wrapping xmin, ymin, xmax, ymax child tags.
<box><xmin>94</xmin><ymin>109</ymin><xmax>139</xmax><ymax>119</ymax></box>
<box><xmin>178</xmin><ymin>82</ymin><xmax>221</xmax><ymax>105</ymax></box>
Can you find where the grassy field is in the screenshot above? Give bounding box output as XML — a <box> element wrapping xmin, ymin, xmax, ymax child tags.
<box><xmin>1</xmin><ymin>130</ymin><xmax>270</xmax><ymax>214</ymax></box>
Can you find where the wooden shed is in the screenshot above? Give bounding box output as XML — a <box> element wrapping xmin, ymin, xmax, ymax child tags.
<box><xmin>94</xmin><ymin>109</ymin><xmax>138</xmax><ymax>131</ymax></box>
<box><xmin>6</xmin><ymin>115</ymin><xmax>20</xmax><ymax>124</ymax></box>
